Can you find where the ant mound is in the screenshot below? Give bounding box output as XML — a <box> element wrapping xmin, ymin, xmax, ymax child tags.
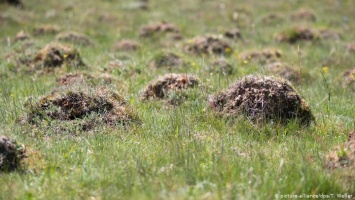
<box><xmin>275</xmin><ymin>26</ymin><xmax>319</xmax><ymax>43</ymax></box>
<box><xmin>341</xmin><ymin>68</ymin><xmax>355</xmax><ymax>91</ymax></box>
<box><xmin>24</xmin><ymin>85</ymin><xmax>138</xmax><ymax>132</ymax></box>
<box><xmin>184</xmin><ymin>35</ymin><xmax>232</xmax><ymax>55</ymax></box>
<box><xmin>141</xmin><ymin>73</ymin><xmax>200</xmax><ymax>105</ymax></box>
<box><xmin>55</xmin><ymin>31</ymin><xmax>92</xmax><ymax>46</ymax></box>
<box><xmin>319</xmin><ymin>29</ymin><xmax>341</xmax><ymax>40</ymax></box>
<box><xmin>148</xmin><ymin>52</ymin><xmax>183</xmax><ymax>69</ymax></box>
<box><xmin>209</xmin><ymin>75</ymin><xmax>314</xmax><ymax>125</ymax></box>
<box><xmin>290</xmin><ymin>8</ymin><xmax>316</xmax><ymax>22</ymax></box>
<box><xmin>224</xmin><ymin>28</ymin><xmax>242</xmax><ymax>40</ymax></box>
<box><xmin>326</xmin><ymin>139</ymin><xmax>355</xmax><ymax>169</ymax></box>
<box><xmin>13</xmin><ymin>30</ymin><xmax>31</xmax><ymax>43</ymax></box>
<box><xmin>33</xmin><ymin>25</ymin><xmax>60</xmax><ymax>36</ymax></box>
<box><xmin>2</xmin><ymin>0</ymin><xmax>23</xmax><ymax>7</ymax></box>
<box><xmin>34</xmin><ymin>43</ymin><xmax>86</xmax><ymax>69</ymax></box>
<box><xmin>208</xmin><ymin>59</ymin><xmax>234</xmax><ymax>75</ymax></box>
<box><xmin>346</xmin><ymin>42</ymin><xmax>355</xmax><ymax>53</ymax></box>
<box><xmin>0</xmin><ymin>136</ymin><xmax>26</xmax><ymax>172</ymax></box>
<box><xmin>113</xmin><ymin>39</ymin><xmax>140</xmax><ymax>52</ymax></box>
<box><xmin>240</xmin><ymin>48</ymin><xmax>282</xmax><ymax>64</ymax></box>
<box><xmin>260</xmin><ymin>13</ymin><xmax>284</xmax><ymax>25</ymax></box>
<box><xmin>265</xmin><ymin>62</ymin><xmax>310</xmax><ymax>83</ymax></box>
<box><xmin>57</xmin><ymin>73</ymin><xmax>112</xmax><ymax>86</ymax></box>
<box><xmin>139</xmin><ymin>22</ymin><xmax>180</xmax><ymax>38</ymax></box>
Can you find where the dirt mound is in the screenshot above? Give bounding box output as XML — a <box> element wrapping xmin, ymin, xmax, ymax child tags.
<box><xmin>57</xmin><ymin>73</ymin><xmax>112</xmax><ymax>86</ymax></box>
<box><xmin>24</xmin><ymin>85</ymin><xmax>138</xmax><ymax>132</ymax></box>
<box><xmin>113</xmin><ymin>39</ymin><xmax>140</xmax><ymax>51</ymax></box>
<box><xmin>34</xmin><ymin>43</ymin><xmax>86</xmax><ymax>69</ymax></box>
<box><xmin>184</xmin><ymin>35</ymin><xmax>232</xmax><ymax>55</ymax></box>
<box><xmin>349</xmin><ymin>129</ymin><xmax>355</xmax><ymax>142</ymax></box>
<box><xmin>346</xmin><ymin>42</ymin><xmax>355</xmax><ymax>52</ymax></box>
<box><xmin>290</xmin><ymin>8</ymin><xmax>316</xmax><ymax>22</ymax></box>
<box><xmin>265</xmin><ymin>62</ymin><xmax>309</xmax><ymax>83</ymax></box>
<box><xmin>224</xmin><ymin>28</ymin><xmax>242</xmax><ymax>40</ymax></box>
<box><xmin>33</xmin><ymin>25</ymin><xmax>60</xmax><ymax>36</ymax></box>
<box><xmin>2</xmin><ymin>0</ymin><xmax>23</xmax><ymax>7</ymax></box>
<box><xmin>139</xmin><ymin>22</ymin><xmax>180</xmax><ymax>38</ymax></box>
<box><xmin>260</xmin><ymin>13</ymin><xmax>284</xmax><ymax>25</ymax></box>
<box><xmin>209</xmin><ymin>75</ymin><xmax>314</xmax><ymax>125</ymax></box>
<box><xmin>13</xmin><ymin>30</ymin><xmax>31</xmax><ymax>43</ymax></box>
<box><xmin>240</xmin><ymin>48</ymin><xmax>282</xmax><ymax>64</ymax></box>
<box><xmin>275</xmin><ymin>26</ymin><xmax>319</xmax><ymax>43</ymax></box>
<box><xmin>141</xmin><ymin>73</ymin><xmax>200</xmax><ymax>105</ymax></box>
<box><xmin>149</xmin><ymin>52</ymin><xmax>183</xmax><ymax>69</ymax></box>
<box><xmin>0</xmin><ymin>136</ymin><xmax>26</xmax><ymax>172</ymax></box>
<box><xmin>319</xmin><ymin>29</ymin><xmax>341</xmax><ymax>40</ymax></box>
<box><xmin>341</xmin><ymin>68</ymin><xmax>355</xmax><ymax>91</ymax></box>
<box><xmin>56</xmin><ymin>31</ymin><xmax>92</xmax><ymax>46</ymax></box>
<box><xmin>209</xmin><ymin>59</ymin><xmax>233</xmax><ymax>75</ymax></box>
<box><xmin>326</xmin><ymin>140</ymin><xmax>355</xmax><ymax>169</ymax></box>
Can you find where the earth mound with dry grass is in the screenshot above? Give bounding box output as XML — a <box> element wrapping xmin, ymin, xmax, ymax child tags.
<box><xmin>34</xmin><ymin>43</ymin><xmax>86</xmax><ymax>69</ymax></box>
<box><xmin>0</xmin><ymin>136</ymin><xmax>26</xmax><ymax>172</ymax></box>
<box><xmin>184</xmin><ymin>35</ymin><xmax>232</xmax><ymax>55</ymax></box>
<box><xmin>209</xmin><ymin>75</ymin><xmax>314</xmax><ymax>125</ymax></box>
<box><xmin>275</xmin><ymin>26</ymin><xmax>318</xmax><ymax>43</ymax></box>
<box><xmin>149</xmin><ymin>52</ymin><xmax>183</xmax><ymax>69</ymax></box>
<box><xmin>326</xmin><ymin>138</ymin><xmax>355</xmax><ymax>169</ymax></box>
<box><xmin>57</xmin><ymin>73</ymin><xmax>112</xmax><ymax>86</ymax></box>
<box><xmin>290</xmin><ymin>8</ymin><xmax>316</xmax><ymax>22</ymax></box>
<box><xmin>33</xmin><ymin>25</ymin><xmax>61</xmax><ymax>36</ymax></box>
<box><xmin>141</xmin><ymin>73</ymin><xmax>200</xmax><ymax>105</ymax></box>
<box><xmin>24</xmin><ymin>85</ymin><xmax>139</xmax><ymax>132</ymax></box>
<box><xmin>240</xmin><ymin>48</ymin><xmax>282</xmax><ymax>64</ymax></box>
<box><xmin>265</xmin><ymin>62</ymin><xmax>310</xmax><ymax>83</ymax></box>
<box><xmin>114</xmin><ymin>39</ymin><xmax>141</xmax><ymax>51</ymax></box>
<box><xmin>209</xmin><ymin>59</ymin><xmax>233</xmax><ymax>75</ymax></box>
<box><xmin>341</xmin><ymin>68</ymin><xmax>355</xmax><ymax>91</ymax></box>
<box><xmin>55</xmin><ymin>31</ymin><xmax>92</xmax><ymax>46</ymax></box>
<box><xmin>139</xmin><ymin>22</ymin><xmax>180</xmax><ymax>38</ymax></box>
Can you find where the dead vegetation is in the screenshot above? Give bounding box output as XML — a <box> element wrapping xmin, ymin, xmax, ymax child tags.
<box><xmin>275</xmin><ymin>26</ymin><xmax>319</xmax><ymax>43</ymax></box>
<box><xmin>209</xmin><ymin>75</ymin><xmax>314</xmax><ymax>125</ymax></box>
<box><xmin>290</xmin><ymin>8</ymin><xmax>316</xmax><ymax>22</ymax></box>
<box><xmin>0</xmin><ymin>136</ymin><xmax>26</xmax><ymax>172</ymax></box>
<box><xmin>140</xmin><ymin>73</ymin><xmax>200</xmax><ymax>105</ymax></box>
<box><xmin>24</xmin><ymin>85</ymin><xmax>139</xmax><ymax>133</ymax></box>
<box><xmin>114</xmin><ymin>39</ymin><xmax>141</xmax><ymax>51</ymax></box>
<box><xmin>33</xmin><ymin>43</ymin><xmax>86</xmax><ymax>70</ymax></box>
<box><xmin>56</xmin><ymin>31</ymin><xmax>92</xmax><ymax>46</ymax></box>
<box><xmin>240</xmin><ymin>48</ymin><xmax>282</xmax><ymax>64</ymax></box>
<box><xmin>184</xmin><ymin>35</ymin><xmax>232</xmax><ymax>55</ymax></box>
<box><xmin>148</xmin><ymin>52</ymin><xmax>183</xmax><ymax>69</ymax></box>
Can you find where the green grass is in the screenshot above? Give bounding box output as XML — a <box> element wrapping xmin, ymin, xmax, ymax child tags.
<box><xmin>1</xmin><ymin>0</ymin><xmax>355</xmax><ymax>199</ymax></box>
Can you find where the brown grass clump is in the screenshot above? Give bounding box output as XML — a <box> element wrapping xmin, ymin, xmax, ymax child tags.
<box><xmin>275</xmin><ymin>26</ymin><xmax>319</xmax><ymax>43</ymax></box>
<box><xmin>139</xmin><ymin>22</ymin><xmax>180</xmax><ymax>38</ymax></box>
<box><xmin>209</xmin><ymin>75</ymin><xmax>314</xmax><ymax>125</ymax></box>
<box><xmin>224</xmin><ymin>28</ymin><xmax>242</xmax><ymax>40</ymax></box>
<box><xmin>240</xmin><ymin>48</ymin><xmax>282</xmax><ymax>64</ymax></box>
<box><xmin>113</xmin><ymin>39</ymin><xmax>140</xmax><ymax>51</ymax></box>
<box><xmin>56</xmin><ymin>31</ymin><xmax>92</xmax><ymax>46</ymax></box>
<box><xmin>141</xmin><ymin>73</ymin><xmax>200</xmax><ymax>105</ymax></box>
<box><xmin>148</xmin><ymin>52</ymin><xmax>183</xmax><ymax>69</ymax></box>
<box><xmin>33</xmin><ymin>25</ymin><xmax>60</xmax><ymax>36</ymax></box>
<box><xmin>341</xmin><ymin>68</ymin><xmax>355</xmax><ymax>91</ymax></box>
<box><xmin>56</xmin><ymin>73</ymin><xmax>112</xmax><ymax>86</ymax></box>
<box><xmin>0</xmin><ymin>136</ymin><xmax>26</xmax><ymax>172</ymax></box>
<box><xmin>24</xmin><ymin>85</ymin><xmax>139</xmax><ymax>132</ymax></box>
<box><xmin>184</xmin><ymin>35</ymin><xmax>232</xmax><ymax>55</ymax></box>
<box><xmin>34</xmin><ymin>43</ymin><xmax>85</xmax><ymax>69</ymax></box>
<box><xmin>290</xmin><ymin>8</ymin><xmax>316</xmax><ymax>22</ymax></box>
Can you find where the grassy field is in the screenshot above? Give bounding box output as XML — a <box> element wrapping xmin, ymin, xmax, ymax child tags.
<box><xmin>1</xmin><ymin>0</ymin><xmax>355</xmax><ymax>199</ymax></box>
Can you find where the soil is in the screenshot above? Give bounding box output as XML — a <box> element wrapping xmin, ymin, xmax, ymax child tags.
<box><xmin>140</xmin><ymin>22</ymin><xmax>180</xmax><ymax>37</ymax></box>
<box><xmin>209</xmin><ymin>75</ymin><xmax>314</xmax><ymax>125</ymax></box>
<box><xmin>275</xmin><ymin>26</ymin><xmax>319</xmax><ymax>43</ymax></box>
<box><xmin>148</xmin><ymin>52</ymin><xmax>183</xmax><ymax>69</ymax></box>
<box><xmin>184</xmin><ymin>35</ymin><xmax>232</xmax><ymax>55</ymax></box>
<box><xmin>113</xmin><ymin>39</ymin><xmax>140</xmax><ymax>51</ymax></box>
<box><xmin>0</xmin><ymin>136</ymin><xmax>26</xmax><ymax>172</ymax></box>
